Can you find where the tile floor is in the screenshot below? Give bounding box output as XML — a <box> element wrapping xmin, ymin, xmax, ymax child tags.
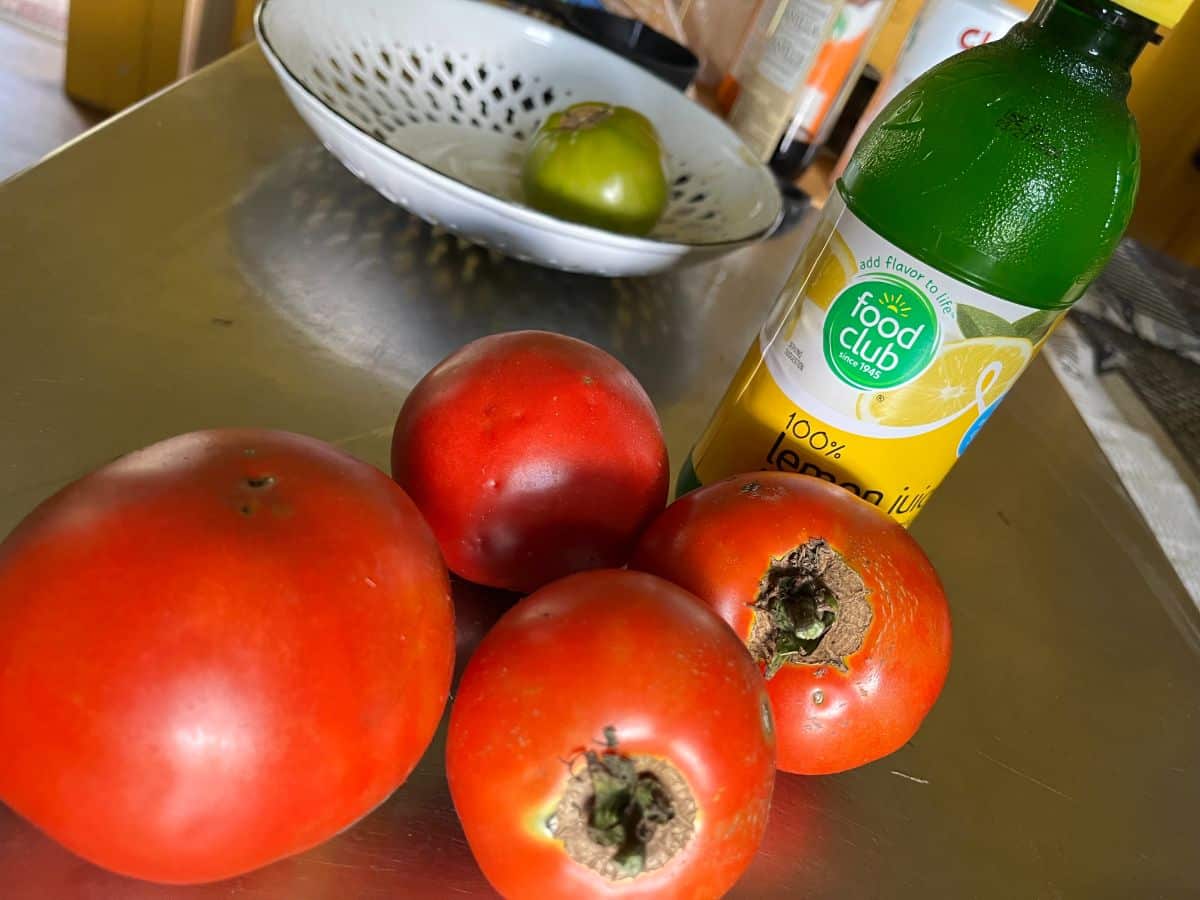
<box><xmin>0</xmin><ymin>18</ymin><xmax>104</xmax><ymax>182</ymax></box>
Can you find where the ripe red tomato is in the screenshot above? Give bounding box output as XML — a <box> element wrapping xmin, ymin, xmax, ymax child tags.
<box><xmin>391</xmin><ymin>331</ymin><xmax>668</xmax><ymax>593</ymax></box>
<box><xmin>446</xmin><ymin>570</ymin><xmax>776</xmax><ymax>899</ymax></box>
<box><xmin>632</xmin><ymin>473</ymin><xmax>951</xmax><ymax>775</ymax></box>
<box><xmin>0</xmin><ymin>430</ymin><xmax>455</xmax><ymax>884</ymax></box>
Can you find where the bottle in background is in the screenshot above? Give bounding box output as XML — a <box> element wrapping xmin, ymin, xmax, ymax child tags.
<box><xmin>832</xmin><ymin>0</ymin><xmax>1026</xmax><ymax>177</ymax></box>
<box><xmin>679</xmin><ymin>0</ymin><xmax>1186</xmax><ymax>524</ymax></box>
<box><xmin>683</xmin><ymin>0</ymin><xmax>770</xmax><ymax>95</ymax></box>
<box><xmin>723</xmin><ymin>0</ymin><xmax>847</xmax><ymax>160</ymax></box>
<box><xmin>770</xmin><ymin>0</ymin><xmax>895</xmax><ymax>180</ymax></box>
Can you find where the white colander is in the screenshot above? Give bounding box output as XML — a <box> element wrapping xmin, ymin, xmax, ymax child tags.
<box><xmin>255</xmin><ymin>0</ymin><xmax>783</xmax><ymax>276</ymax></box>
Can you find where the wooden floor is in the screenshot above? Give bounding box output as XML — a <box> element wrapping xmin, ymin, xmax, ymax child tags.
<box><xmin>0</xmin><ymin>19</ymin><xmax>103</xmax><ymax>181</ymax></box>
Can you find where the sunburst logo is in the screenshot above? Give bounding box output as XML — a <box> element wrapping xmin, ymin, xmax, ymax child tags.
<box><xmin>880</xmin><ymin>291</ymin><xmax>912</xmax><ymax>318</ymax></box>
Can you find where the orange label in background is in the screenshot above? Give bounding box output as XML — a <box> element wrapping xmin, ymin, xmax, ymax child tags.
<box><xmin>787</xmin><ymin>0</ymin><xmax>886</xmax><ymax>140</ymax></box>
<box><xmin>715</xmin><ymin>73</ymin><xmax>741</xmax><ymax>117</ymax></box>
<box><xmin>718</xmin><ymin>0</ymin><xmax>880</xmax><ymax>133</ymax></box>
<box><xmin>728</xmin><ymin>0</ymin><xmax>845</xmax><ymax>160</ymax></box>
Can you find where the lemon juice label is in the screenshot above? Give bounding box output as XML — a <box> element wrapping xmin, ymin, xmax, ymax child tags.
<box><xmin>691</xmin><ymin>194</ymin><xmax>1064</xmax><ymax>524</ymax></box>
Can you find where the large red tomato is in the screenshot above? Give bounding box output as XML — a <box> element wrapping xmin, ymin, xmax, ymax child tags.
<box><xmin>391</xmin><ymin>330</ymin><xmax>668</xmax><ymax>593</ymax></box>
<box><xmin>447</xmin><ymin>570</ymin><xmax>776</xmax><ymax>899</ymax></box>
<box><xmin>632</xmin><ymin>473</ymin><xmax>951</xmax><ymax>775</ymax></box>
<box><xmin>0</xmin><ymin>429</ymin><xmax>455</xmax><ymax>884</ymax></box>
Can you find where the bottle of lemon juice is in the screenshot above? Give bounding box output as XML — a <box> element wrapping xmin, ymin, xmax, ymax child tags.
<box><xmin>680</xmin><ymin>0</ymin><xmax>1187</xmax><ymax>524</ymax></box>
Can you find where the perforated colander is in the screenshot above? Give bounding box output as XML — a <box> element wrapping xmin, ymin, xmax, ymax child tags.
<box><xmin>255</xmin><ymin>0</ymin><xmax>782</xmax><ymax>276</ymax></box>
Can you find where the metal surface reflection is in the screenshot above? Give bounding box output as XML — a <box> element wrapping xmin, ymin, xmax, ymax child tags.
<box><xmin>230</xmin><ymin>144</ymin><xmax>701</xmax><ymax>402</ymax></box>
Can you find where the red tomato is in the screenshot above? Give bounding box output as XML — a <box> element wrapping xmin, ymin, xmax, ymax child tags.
<box><xmin>631</xmin><ymin>473</ymin><xmax>951</xmax><ymax>775</ymax></box>
<box><xmin>446</xmin><ymin>570</ymin><xmax>776</xmax><ymax>899</ymax></box>
<box><xmin>391</xmin><ymin>331</ymin><xmax>668</xmax><ymax>593</ymax></box>
<box><xmin>0</xmin><ymin>430</ymin><xmax>455</xmax><ymax>884</ymax></box>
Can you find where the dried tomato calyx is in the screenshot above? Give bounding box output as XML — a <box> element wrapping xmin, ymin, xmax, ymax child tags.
<box><xmin>552</xmin><ymin>727</ymin><xmax>696</xmax><ymax>881</ymax></box>
<box><xmin>750</xmin><ymin>539</ymin><xmax>872</xmax><ymax>678</ymax></box>
<box><xmin>583</xmin><ymin>747</ymin><xmax>674</xmax><ymax>877</ymax></box>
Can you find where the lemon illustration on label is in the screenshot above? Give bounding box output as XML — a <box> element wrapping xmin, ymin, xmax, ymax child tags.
<box><xmin>808</xmin><ymin>232</ymin><xmax>856</xmax><ymax>311</ymax></box>
<box><xmin>856</xmin><ymin>336</ymin><xmax>1032</xmax><ymax>427</ymax></box>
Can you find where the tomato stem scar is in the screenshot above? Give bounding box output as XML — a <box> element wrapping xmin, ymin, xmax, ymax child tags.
<box><xmin>750</xmin><ymin>539</ymin><xmax>872</xmax><ymax>678</ymax></box>
<box><xmin>552</xmin><ymin>729</ymin><xmax>696</xmax><ymax>881</ymax></box>
<box><xmin>583</xmin><ymin>749</ymin><xmax>674</xmax><ymax>877</ymax></box>
<box><xmin>559</xmin><ymin>103</ymin><xmax>614</xmax><ymax>131</ymax></box>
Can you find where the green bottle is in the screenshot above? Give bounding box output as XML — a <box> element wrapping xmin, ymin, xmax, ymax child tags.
<box><xmin>679</xmin><ymin>0</ymin><xmax>1185</xmax><ymax>524</ymax></box>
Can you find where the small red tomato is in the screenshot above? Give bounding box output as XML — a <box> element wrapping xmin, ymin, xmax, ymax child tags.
<box><xmin>447</xmin><ymin>570</ymin><xmax>776</xmax><ymax>900</ymax></box>
<box><xmin>631</xmin><ymin>472</ymin><xmax>951</xmax><ymax>775</ymax></box>
<box><xmin>0</xmin><ymin>430</ymin><xmax>455</xmax><ymax>883</ymax></box>
<box><xmin>391</xmin><ymin>331</ymin><xmax>668</xmax><ymax>593</ymax></box>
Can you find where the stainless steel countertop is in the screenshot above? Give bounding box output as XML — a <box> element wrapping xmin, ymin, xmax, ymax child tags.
<box><xmin>2</xmin><ymin>46</ymin><xmax>1198</xmax><ymax>900</ymax></box>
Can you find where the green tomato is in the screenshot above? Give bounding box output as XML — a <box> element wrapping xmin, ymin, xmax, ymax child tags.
<box><xmin>522</xmin><ymin>102</ymin><xmax>668</xmax><ymax>236</ymax></box>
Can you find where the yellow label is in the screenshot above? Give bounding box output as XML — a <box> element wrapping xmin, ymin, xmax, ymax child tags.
<box><xmin>692</xmin><ymin>193</ymin><xmax>1065</xmax><ymax>524</ymax></box>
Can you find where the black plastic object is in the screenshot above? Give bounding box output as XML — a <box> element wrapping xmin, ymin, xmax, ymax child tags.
<box><xmin>770</xmin><ymin>177</ymin><xmax>813</xmax><ymax>237</ymax></box>
<box><xmin>769</xmin><ymin>65</ymin><xmax>881</xmax><ymax>182</ymax></box>
<box><xmin>517</xmin><ymin>0</ymin><xmax>700</xmax><ymax>91</ymax></box>
<box><xmin>824</xmin><ymin>65</ymin><xmax>881</xmax><ymax>157</ymax></box>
